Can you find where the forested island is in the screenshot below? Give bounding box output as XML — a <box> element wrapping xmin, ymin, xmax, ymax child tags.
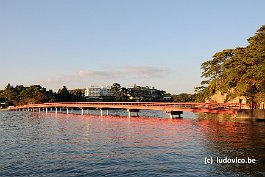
<box><xmin>0</xmin><ymin>85</ymin><xmax>85</xmax><ymax>107</ymax></box>
<box><xmin>195</xmin><ymin>25</ymin><xmax>265</xmax><ymax>106</ymax></box>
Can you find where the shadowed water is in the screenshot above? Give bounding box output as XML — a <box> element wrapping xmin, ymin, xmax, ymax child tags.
<box><xmin>0</xmin><ymin>111</ymin><xmax>265</xmax><ymax>176</ymax></box>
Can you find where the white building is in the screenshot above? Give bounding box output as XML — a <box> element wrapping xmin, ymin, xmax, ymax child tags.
<box><xmin>100</xmin><ymin>85</ymin><xmax>112</xmax><ymax>96</ymax></box>
<box><xmin>85</xmin><ymin>85</ymin><xmax>112</xmax><ymax>98</ymax></box>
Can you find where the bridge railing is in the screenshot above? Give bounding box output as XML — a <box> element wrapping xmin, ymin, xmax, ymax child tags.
<box><xmin>9</xmin><ymin>102</ymin><xmax>249</xmax><ymax>110</ymax></box>
<box><xmin>42</xmin><ymin>102</ymin><xmax>249</xmax><ymax>109</ymax></box>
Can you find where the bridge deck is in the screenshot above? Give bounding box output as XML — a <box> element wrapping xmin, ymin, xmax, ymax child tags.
<box><xmin>9</xmin><ymin>102</ymin><xmax>248</xmax><ymax>115</ymax></box>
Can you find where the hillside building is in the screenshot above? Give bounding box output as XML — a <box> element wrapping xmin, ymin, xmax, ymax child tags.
<box><xmin>85</xmin><ymin>85</ymin><xmax>112</xmax><ymax>98</ymax></box>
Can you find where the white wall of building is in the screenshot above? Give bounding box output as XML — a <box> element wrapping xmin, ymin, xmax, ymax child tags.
<box><xmin>85</xmin><ymin>85</ymin><xmax>112</xmax><ymax>97</ymax></box>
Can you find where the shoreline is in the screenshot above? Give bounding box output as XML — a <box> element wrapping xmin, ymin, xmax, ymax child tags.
<box><xmin>0</xmin><ymin>109</ymin><xmax>8</xmax><ymax>111</ymax></box>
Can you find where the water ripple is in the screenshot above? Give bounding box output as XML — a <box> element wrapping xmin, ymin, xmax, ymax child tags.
<box><xmin>0</xmin><ymin>111</ymin><xmax>265</xmax><ymax>176</ymax></box>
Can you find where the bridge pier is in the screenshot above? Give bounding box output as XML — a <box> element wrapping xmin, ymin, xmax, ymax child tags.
<box><xmin>66</xmin><ymin>108</ymin><xmax>69</xmax><ymax>114</ymax></box>
<box><xmin>99</xmin><ymin>108</ymin><xmax>110</xmax><ymax>116</ymax></box>
<box><xmin>127</xmin><ymin>109</ymin><xmax>139</xmax><ymax>118</ymax></box>
<box><xmin>166</xmin><ymin>111</ymin><xmax>183</xmax><ymax>118</ymax></box>
<box><xmin>81</xmin><ymin>108</ymin><xmax>84</xmax><ymax>115</ymax></box>
<box><xmin>55</xmin><ymin>107</ymin><xmax>58</xmax><ymax>113</ymax></box>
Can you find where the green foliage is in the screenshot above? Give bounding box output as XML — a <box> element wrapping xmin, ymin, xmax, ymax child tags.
<box><xmin>56</xmin><ymin>86</ymin><xmax>70</xmax><ymax>102</ymax></box>
<box><xmin>196</xmin><ymin>25</ymin><xmax>265</xmax><ymax>104</ymax></box>
<box><xmin>0</xmin><ymin>84</ymin><xmax>86</xmax><ymax>106</ymax></box>
<box><xmin>109</xmin><ymin>83</ymin><xmax>166</xmax><ymax>102</ymax></box>
<box><xmin>0</xmin><ymin>83</ymin><xmax>168</xmax><ymax>106</ymax></box>
<box><xmin>110</xmin><ymin>83</ymin><xmax>130</xmax><ymax>101</ymax></box>
<box><xmin>111</xmin><ymin>83</ymin><xmax>121</xmax><ymax>98</ymax></box>
<box><xmin>172</xmin><ymin>93</ymin><xmax>195</xmax><ymax>102</ymax></box>
<box><xmin>56</xmin><ymin>86</ymin><xmax>86</xmax><ymax>102</ymax></box>
<box><xmin>69</xmin><ymin>88</ymin><xmax>86</xmax><ymax>102</ymax></box>
<box><xmin>0</xmin><ymin>84</ymin><xmax>56</xmax><ymax>106</ymax></box>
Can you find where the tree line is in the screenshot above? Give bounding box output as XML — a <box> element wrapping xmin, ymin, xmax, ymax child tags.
<box><xmin>109</xmin><ymin>83</ymin><xmax>196</xmax><ymax>102</ymax></box>
<box><xmin>195</xmin><ymin>25</ymin><xmax>265</xmax><ymax>105</ymax></box>
<box><xmin>0</xmin><ymin>83</ymin><xmax>197</xmax><ymax>107</ymax></box>
<box><xmin>0</xmin><ymin>84</ymin><xmax>85</xmax><ymax>107</ymax></box>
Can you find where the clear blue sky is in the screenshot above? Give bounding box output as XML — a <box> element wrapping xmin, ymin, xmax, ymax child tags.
<box><xmin>0</xmin><ymin>0</ymin><xmax>264</xmax><ymax>94</ymax></box>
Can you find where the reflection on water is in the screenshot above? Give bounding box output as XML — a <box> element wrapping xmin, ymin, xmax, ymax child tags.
<box><xmin>0</xmin><ymin>111</ymin><xmax>264</xmax><ymax>176</ymax></box>
<box><xmin>194</xmin><ymin>113</ymin><xmax>265</xmax><ymax>176</ymax></box>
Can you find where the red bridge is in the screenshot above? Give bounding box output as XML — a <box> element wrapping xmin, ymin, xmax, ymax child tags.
<box><xmin>8</xmin><ymin>102</ymin><xmax>248</xmax><ymax>118</ymax></box>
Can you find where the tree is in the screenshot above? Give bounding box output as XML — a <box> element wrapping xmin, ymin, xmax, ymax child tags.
<box><xmin>196</xmin><ymin>25</ymin><xmax>265</xmax><ymax>105</ymax></box>
<box><xmin>172</xmin><ymin>93</ymin><xmax>195</xmax><ymax>102</ymax></box>
<box><xmin>69</xmin><ymin>88</ymin><xmax>86</xmax><ymax>101</ymax></box>
<box><xmin>5</xmin><ymin>83</ymin><xmax>13</xmax><ymax>90</ymax></box>
<box><xmin>111</xmin><ymin>83</ymin><xmax>121</xmax><ymax>100</ymax></box>
<box><xmin>0</xmin><ymin>84</ymin><xmax>57</xmax><ymax>106</ymax></box>
<box><xmin>57</xmin><ymin>86</ymin><xmax>71</xmax><ymax>102</ymax></box>
<box><xmin>197</xmin><ymin>49</ymin><xmax>233</xmax><ymax>100</ymax></box>
<box><xmin>69</xmin><ymin>89</ymin><xmax>84</xmax><ymax>97</ymax></box>
<box><xmin>119</xmin><ymin>87</ymin><xmax>130</xmax><ymax>101</ymax></box>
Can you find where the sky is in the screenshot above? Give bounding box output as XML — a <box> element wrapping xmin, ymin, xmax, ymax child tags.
<box><xmin>0</xmin><ymin>0</ymin><xmax>264</xmax><ymax>94</ymax></box>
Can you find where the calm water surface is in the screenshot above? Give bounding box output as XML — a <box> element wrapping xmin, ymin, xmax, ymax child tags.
<box><xmin>0</xmin><ymin>111</ymin><xmax>265</xmax><ymax>176</ymax></box>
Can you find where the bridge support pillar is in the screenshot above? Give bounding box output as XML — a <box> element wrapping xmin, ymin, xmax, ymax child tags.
<box><xmin>66</xmin><ymin>108</ymin><xmax>69</xmax><ymax>114</ymax></box>
<box><xmin>81</xmin><ymin>108</ymin><xmax>84</xmax><ymax>115</ymax></box>
<box><xmin>166</xmin><ymin>111</ymin><xmax>183</xmax><ymax>119</ymax></box>
<box><xmin>99</xmin><ymin>108</ymin><xmax>110</xmax><ymax>116</ymax></box>
<box><xmin>59</xmin><ymin>108</ymin><xmax>62</xmax><ymax>112</ymax></box>
<box><xmin>46</xmin><ymin>108</ymin><xmax>48</xmax><ymax>113</ymax></box>
<box><xmin>127</xmin><ymin>109</ymin><xmax>139</xmax><ymax>118</ymax></box>
<box><xmin>55</xmin><ymin>107</ymin><xmax>58</xmax><ymax>113</ymax></box>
